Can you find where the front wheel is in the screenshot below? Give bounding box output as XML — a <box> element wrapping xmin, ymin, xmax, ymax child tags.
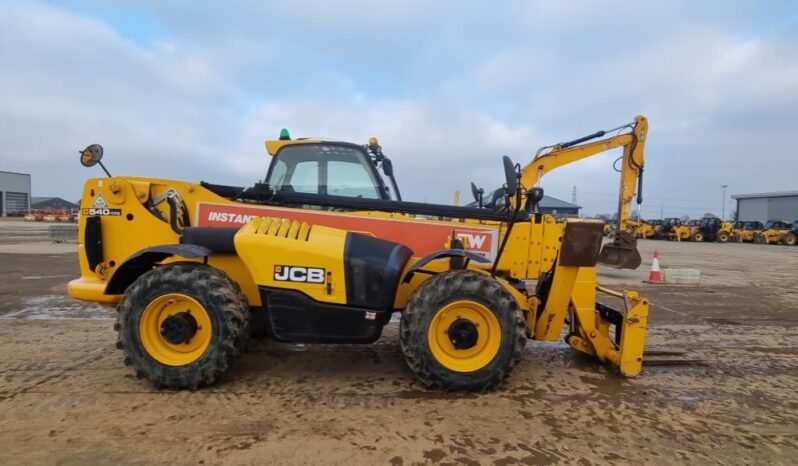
<box><xmin>718</xmin><ymin>231</ymin><xmax>730</xmax><ymax>243</ymax></box>
<box><xmin>400</xmin><ymin>270</ymin><xmax>526</xmax><ymax>391</ymax></box>
<box><xmin>783</xmin><ymin>232</ymin><xmax>797</xmax><ymax>246</ymax></box>
<box><xmin>693</xmin><ymin>232</ymin><xmax>704</xmax><ymax>242</ymax></box>
<box><xmin>115</xmin><ymin>263</ymin><xmax>249</xmax><ymax>389</ymax></box>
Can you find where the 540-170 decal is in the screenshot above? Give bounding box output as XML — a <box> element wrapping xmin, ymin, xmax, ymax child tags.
<box><xmin>82</xmin><ymin>207</ymin><xmax>122</xmax><ymax>216</ymax></box>
<box><xmin>83</xmin><ymin>193</ymin><xmax>122</xmax><ymax>216</ymax></box>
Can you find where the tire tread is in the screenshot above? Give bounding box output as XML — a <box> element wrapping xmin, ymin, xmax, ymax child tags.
<box><xmin>114</xmin><ymin>262</ymin><xmax>249</xmax><ymax>389</ymax></box>
<box><xmin>400</xmin><ymin>270</ymin><xmax>526</xmax><ymax>392</ymax></box>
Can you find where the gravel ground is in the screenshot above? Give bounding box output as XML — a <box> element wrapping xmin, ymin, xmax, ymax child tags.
<box><xmin>0</xmin><ymin>220</ymin><xmax>796</xmax><ymax>465</ymax></box>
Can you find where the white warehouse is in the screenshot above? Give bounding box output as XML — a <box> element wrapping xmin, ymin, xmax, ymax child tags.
<box><xmin>0</xmin><ymin>170</ymin><xmax>32</xmax><ymax>216</ymax></box>
<box><xmin>733</xmin><ymin>191</ymin><xmax>798</xmax><ymax>222</ymax></box>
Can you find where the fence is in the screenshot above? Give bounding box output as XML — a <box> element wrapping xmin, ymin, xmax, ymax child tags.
<box><xmin>48</xmin><ymin>224</ymin><xmax>78</xmax><ymax>243</ymax></box>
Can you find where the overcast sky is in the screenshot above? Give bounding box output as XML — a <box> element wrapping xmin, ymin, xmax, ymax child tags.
<box><xmin>1</xmin><ymin>0</ymin><xmax>796</xmax><ymax>217</ymax></box>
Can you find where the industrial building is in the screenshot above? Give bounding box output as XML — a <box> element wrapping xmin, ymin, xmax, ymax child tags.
<box><xmin>539</xmin><ymin>195</ymin><xmax>581</xmax><ymax>217</ymax></box>
<box><xmin>31</xmin><ymin>197</ymin><xmax>79</xmax><ymax>210</ymax></box>
<box><xmin>0</xmin><ymin>170</ymin><xmax>32</xmax><ymax>216</ymax></box>
<box><xmin>733</xmin><ymin>191</ymin><xmax>798</xmax><ymax>222</ymax></box>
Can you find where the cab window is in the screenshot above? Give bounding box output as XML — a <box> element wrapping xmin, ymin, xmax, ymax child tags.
<box><xmin>266</xmin><ymin>144</ymin><xmax>384</xmax><ymax>199</ymax></box>
<box><xmin>290</xmin><ymin>161</ymin><xmax>320</xmax><ymax>194</ymax></box>
<box><xmin>327</xmin><ymin>159</ymin><xmax>380</xmax><ymax>198</ymax></box>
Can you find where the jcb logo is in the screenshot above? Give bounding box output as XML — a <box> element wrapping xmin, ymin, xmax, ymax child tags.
<box><xmin>274</xmin><ymin>265</ymin><xmax>326</xmax><ymax>283</ymax></box>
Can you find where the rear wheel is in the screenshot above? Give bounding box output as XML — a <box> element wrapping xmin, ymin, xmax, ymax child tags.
<box><xmin>693</xmin><ymin>232</ymin><xmax>704</xmax><ymax>242</ymax></box>
<box><xmin>115</xmin><ymin>263</ymin><xmax>249</xmax><ymax>389</ymax></box>
<box><xmin>718</xmin><ymin>231</ymin><xmax>730</xmax><ymax>243</ymax></box>
<box><xmin>400</xmin><ymin>270</ymin><xmax>526</xmax><ymax>392</ymax></box>
<box><xmin>783</xmin><ymin>232</ymin><xmax>797</xmax><ymax>246</ymax></box>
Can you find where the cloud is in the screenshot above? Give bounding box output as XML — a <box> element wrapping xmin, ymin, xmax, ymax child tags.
<box><xmin>1</xmin><ymin>0</ymin><xmax>796</xmax><ymax>218</ymax></box>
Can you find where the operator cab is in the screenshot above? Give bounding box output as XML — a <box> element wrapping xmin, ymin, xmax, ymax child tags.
<box><xmin>700</xmin><ymin>217</ymin><xmax>720</xmax><ymax>230</ymax></box>
<box><xmin>662</xmin><ymin>217</ymin><xmax>681</xmax><ymax>231</ymax></box>
<box><xmin>258</xmin><ymin>129</ymin><xmax>528</xmax><ymax>214</ymax></box>
<box><xmin>764</xmin><ymin>220</ymin><xmax>790</xmax><ymax>230</ymax></box>
<box><xmin>264</xmin><ymin>128</ymin><xmax>402</xmax><ymax>202</ymax></box>
<box><xmin>196</xmin><ymin>129</ymin><xmax>531</xmax><ymax>223</ymax></box>
<box><xmin>265</xmin><ymin>142</ymin><xmax>394</xmax><ymax>200</ymax></box>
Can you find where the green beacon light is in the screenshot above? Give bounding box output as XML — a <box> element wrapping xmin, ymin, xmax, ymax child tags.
<box><xmin>279</xmin><ymin>128</ymin><xmax>291</xmax><ymax>140</ymax></box>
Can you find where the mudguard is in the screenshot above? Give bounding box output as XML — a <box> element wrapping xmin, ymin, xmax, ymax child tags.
<box><xmin>402</xmin><ymin>249</ymin><xmax>490</xmax><ymax>283</ymax></box>
<box><xmin>104</xmin><ymin>244</ymin><xmax>212</xmax><ymax>295</ymax></box>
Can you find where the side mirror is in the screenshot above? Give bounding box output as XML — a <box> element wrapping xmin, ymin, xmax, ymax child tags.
<box><xmin>502</xmin><ymin>155</ymin><xmax>518</xmax><ymax>197</ymax></box>
<box><xmin>382</xmin><ymin>157</ymin><xmax>394</xmax><ymax>177</ymax></box>
<box><xmin>80</xmin><ymin>144</ymin><xmax>103</xmax><ymax>167</ymax></box>
<box><xmin>470</xmin><ymin>182</ymin><xmax>484</xmax><ymax>207</ymax></box>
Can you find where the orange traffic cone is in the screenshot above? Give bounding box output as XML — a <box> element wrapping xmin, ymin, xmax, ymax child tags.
<box><xmin>647</xmin><ymin>249</ymin><xmax>663</xmax><ymax>283</ymax></box>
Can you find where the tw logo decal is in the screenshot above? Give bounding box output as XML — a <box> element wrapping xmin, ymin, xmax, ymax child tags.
<box><xmin>274</xmin><ymin>265</ymin><xmax>326</xmax><ymax>283</ymax></box>
<box><xmin>455</xmin><ymin>232</ymin><xmax>489</xmax><ymax>251</ymax></box>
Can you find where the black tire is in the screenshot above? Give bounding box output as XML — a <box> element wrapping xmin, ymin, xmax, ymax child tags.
<box><xmin>783</xmin><ymin>232</ymin><xmax>797</xmax><ymax>246</ymax></box>
<box><xmin>115</xmin><ymin>262</ymin><xmax>249</xmax><ymax>389</ymax></box>
<box><xmin>718</xmin><ymin>231</ymin><xmax>730</xmax><ymax>243</ymax></box>
<box><xmin>400</xmin><ymin>270</ymin><xmax>526</xmax><ymax>392</ymax></box>
<box><xmin>693</xmin><ymin>232</ymin><xmax>704</xmax><ymax>242</ymax></box>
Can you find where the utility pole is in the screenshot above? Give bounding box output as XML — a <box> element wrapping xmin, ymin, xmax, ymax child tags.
<box><xmin>721</xmin><ymin>184</ymin><xmax>728</xmax><ymax>220</ymax></box>
<box><xmin>571</xmin><ymin>186</ymin><xmax>577</xmax><ymax>205</ymax></box>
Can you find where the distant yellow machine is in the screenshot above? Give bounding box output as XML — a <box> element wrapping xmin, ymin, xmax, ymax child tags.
<box><xmin>68</xmin><ymin>117</ymin><xmax>651</xmax><ymax>391</ymax></box>
<box><xmin>754</xmin><ymin>220</ymin><xmax>793</xmax><ymax>244</ymax></box>
<box><xmin>657</xmin><ymin>218</ymin><xmax>691</xmax><ymax>241</ymax></box>
<box><xmin>692</xmin><ymin>218</ymin><xmax>733</xmax><ymax>242</ymax></box>
<box><xmin>731</xmin><ymin>221</ymin><xmax>762</xmax><ymax>242</ymax></box>
<box><xmin>621</xmin><ymin>219</ymin><xmax>654</xmax><ymax>239</ymax></box>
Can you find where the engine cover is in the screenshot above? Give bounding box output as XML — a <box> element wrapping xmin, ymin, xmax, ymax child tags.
<box><xmin>234</xmin><ymin>217</ymin><xmax>412</xmax><ymax>310</ymax></box>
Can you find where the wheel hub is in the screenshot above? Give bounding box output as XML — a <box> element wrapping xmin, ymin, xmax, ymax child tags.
<box><xmin>448</xmin><ymin>318</ymin><xmax>479</xmax><ymax>350</ymax></box>
<box><xmin>160</xmin><ymin>311</ymin><xmax>199</xmax><ymax>344</ymax></box>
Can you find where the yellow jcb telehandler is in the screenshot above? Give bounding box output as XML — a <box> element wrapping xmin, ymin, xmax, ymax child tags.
<box><xmin>656</xmin><ymin>217</ymin><xmax>691</xmax><ymax>241</ymax></box>
<box><xmin>754</xmin><ymin>220</ymin><xmax>793</xmax><ymax>244</ymax></box>
<box><xmin>730</xmin><ymin>220</ymin><xmax>761</xmax><ymax>242</ymax></box>
<box><xmin>623</xmin><ymin>219</ymin><xmax>654</xmax><ymax>239</ymax></box>
<box><xmin>69</xmin><ymin>117</ymin><xmax>653</xmax><ymax>391</ymax></box>
<box><xmin>692</xmin><ymin>218</ymin><xmax>733</xmax><ymax>243</ymax></box>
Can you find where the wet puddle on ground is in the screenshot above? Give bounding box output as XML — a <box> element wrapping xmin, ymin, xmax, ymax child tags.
<box><xmin>0</xmin><ymin>294</ymin><xmax>112</xmax><ymax>320</ymax></box>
